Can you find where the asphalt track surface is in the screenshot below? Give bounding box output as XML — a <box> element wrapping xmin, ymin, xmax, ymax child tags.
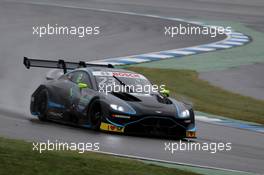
<box><xmin>0</xmin><ymin>0</ymin><xmax>264</xmax><ymax>174</ymax></box>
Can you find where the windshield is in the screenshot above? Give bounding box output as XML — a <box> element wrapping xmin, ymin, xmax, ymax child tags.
<box><xmin>93</xmin><ymin>71</ymin><xmax>153</xmax><ymax>94</ymax></box>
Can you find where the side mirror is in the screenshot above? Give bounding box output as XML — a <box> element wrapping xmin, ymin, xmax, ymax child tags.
<box><xmin>160</xmin><ymin>89</ymin><xmax>170</xmax><ymax>97</ymax></box>
<box><xmin>78</xmin><ymin>83</ymin><xmax>88</xmax><ymax>89</ymax></box>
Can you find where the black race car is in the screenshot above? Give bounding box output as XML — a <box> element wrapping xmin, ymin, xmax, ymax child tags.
<box><xmin>24</xmin><ymin>57</ymin><xmax>196</xmax><ymax>138</ymax></box>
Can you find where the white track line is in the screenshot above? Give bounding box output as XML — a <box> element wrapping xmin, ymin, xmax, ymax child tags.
<box><xmin>139</xmin><ymin>54</ymin><xmax>172</xmax><ymax>59</ymax></box>
<box><xmin>90</xmin><ymin>150</ymin><xmax>253</xmax><ymax>174</ymax></box>
<box><xmin>222</xmin><ymin>41</ymin><xmax>244</xmax><ymax>46</ymax></box>
<box><xmin>118</xmin><ymin>58</ymin><xmax>150</xmax><ymax>63</ymax></box>
<box><xmin>228</xmin><ymin>38</ymin><xmax>249</xmax><ymax>42</ymax></box>
<box><xmin>186</xmin><ymin>47</ymin><xmax>216</xmax><ymax>51</ymax></box>
<box><xmin>205</xmin><ymin>44</ymin><xmax>232</xmax><ymax>48</ymax></box>
<box><xmin>164</xmin><ymin>50</ymin><xmax>196</xmax><ymax>55</ymax></box>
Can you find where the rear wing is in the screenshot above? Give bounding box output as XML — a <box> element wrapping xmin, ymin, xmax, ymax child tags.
<box><xmin>23</xmin><ymin>57</ymin><xmax>114</xmax><ymax>74</ymax></box>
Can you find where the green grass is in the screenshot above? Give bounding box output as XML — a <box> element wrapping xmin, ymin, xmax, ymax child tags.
<box><xmin>0</xmin><ymin>137</ymin><xmax>200</xmax><ymax>175</ymax></box>
<box><xmin>127</xmin><ymin>67</ymin><xmax>264</xmax><ymax>124</ymax></box>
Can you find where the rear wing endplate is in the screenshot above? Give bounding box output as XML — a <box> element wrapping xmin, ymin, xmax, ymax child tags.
<box><xmin>23</xmin><ymin>57</ymin><xmax>114</xmax><ymax>74</ymax></box>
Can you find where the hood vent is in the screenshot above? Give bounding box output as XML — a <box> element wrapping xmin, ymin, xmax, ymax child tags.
<box><xmin>155</xmin><ymin>94</ymin><xmax>172</xmax><ymax>104</ymax></box>
<box><xmin>111</xmin><ymin>92</ymin><xmax>141</xmax><ymax>102</ymax></box>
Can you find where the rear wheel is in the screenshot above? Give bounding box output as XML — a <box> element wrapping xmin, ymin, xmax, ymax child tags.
<box><xmin>88</xmin><ymin>100</ymin><xmax>102</xmax><ymax>130</ymax></box>
<box><xmin>36</xmin><ymin>89</ymin><xmax>49</xmax><ymax>121</ymax></box>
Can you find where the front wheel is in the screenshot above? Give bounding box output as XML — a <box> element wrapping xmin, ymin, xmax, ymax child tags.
<box><xmin>36</xmin><ymin>89</ymin><xmax>49</xmax><ymax>121</ymax></box>
<box><xmin>88</xmin><ymin>100</ymin><xmax>102</xmax><ymax>130</ymax></box>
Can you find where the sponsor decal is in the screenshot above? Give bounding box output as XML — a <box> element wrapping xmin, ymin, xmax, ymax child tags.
<box><xmin>100</xmin><ymin>122</ymin><xmax>124</xmax><ymax>133</ymax></box>
<box><xmin>186</xmin><ymin>131</ymin><xmax>196</xmax><ymax>138</ymax></box>
<box><xmin>92</xmin><ymin>71</ymin><xmax>146</xmax><ymax>79</ymax></box>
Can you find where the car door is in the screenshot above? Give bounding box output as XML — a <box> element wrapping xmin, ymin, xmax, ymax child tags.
<box><xmin>67</xmin><ymin>70</ymin><xmax>95</xmax><ymax>113</ymax></box>
<box><xmin>48</xmin><ymin>70</ymin><xmax>89</xmax><ymax>113</ymax></box>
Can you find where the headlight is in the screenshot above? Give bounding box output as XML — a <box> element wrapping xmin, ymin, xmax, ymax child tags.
<box><xmin>110</xmin><ymin>103</ymin><xmax>136</xmax><ymax>115</ymax></box>
<box><xmin>110</xmin><ymin>104</ymin><xmax>124</xmax><ymax>112</ymax></box>
<box><xmin>179</xmin><ymin>109</ymin><xmax>190</xmax><ymax>118</ymax></box>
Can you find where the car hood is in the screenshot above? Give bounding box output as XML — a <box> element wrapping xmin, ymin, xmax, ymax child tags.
<box><xmin>110</xmin><ymin>92</ymin><xmax>177</xmax><ymax>116</ymax></box>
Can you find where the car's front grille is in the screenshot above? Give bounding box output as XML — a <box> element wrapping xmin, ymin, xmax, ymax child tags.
<box><xmin>140</xmin><ymin>117</ymin><xmax>176</xmax><ymax>128</ymax></box>
<box><xmin>124</xmin><ymin>116</ymin><xmax>189</xmax><ymax>137</ymax></box>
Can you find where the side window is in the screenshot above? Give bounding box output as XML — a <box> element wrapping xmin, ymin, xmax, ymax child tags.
<box><xmin>68</xmin><ymin>71</ymin><xmax>92</xmax><ymax>87</ymax></box>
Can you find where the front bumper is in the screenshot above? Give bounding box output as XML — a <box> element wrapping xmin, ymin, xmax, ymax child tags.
<box><xmin>100</xmin><ymin>116</ymin><xmax>196</xmax><ymax>138</ymax></box>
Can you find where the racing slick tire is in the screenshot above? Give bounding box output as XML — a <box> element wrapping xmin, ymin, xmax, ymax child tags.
<box><xmin>88</xmin><ymin>100</ymin><xmax>102</xmax><ymax>130</ymax></box>
<box><xmin>36</xmin><ymin>89</ymin><xmax>49</xmax><ymax>121</ymax></box>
